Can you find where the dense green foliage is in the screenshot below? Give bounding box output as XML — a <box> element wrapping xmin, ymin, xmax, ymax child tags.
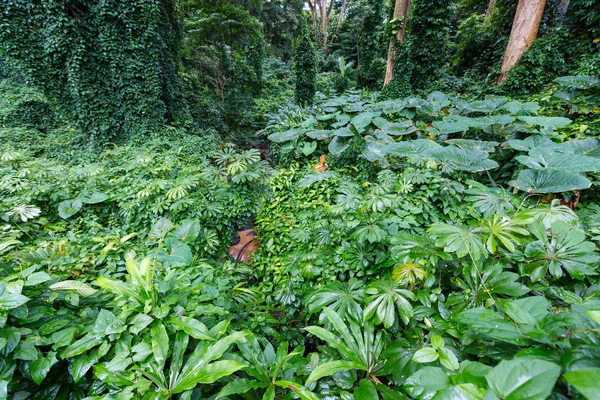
<box><xmin>1</xmin><ymin>0</ymin><xmax>600</xmax><ymax>399</ymax></box>
<box><xmin>0</xmin><ymin>0</ymin><xmax>186</xmax><ymax>142</ymax></box>
<box><xmin>294</xmin><ymin>23</ymin><xmax>317</xmax><ymax>106</ymax></box>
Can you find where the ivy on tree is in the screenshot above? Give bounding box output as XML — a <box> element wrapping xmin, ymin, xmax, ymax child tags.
<box><xmin>294</xmin><ymin>21</ymin><xmax>317</xmax><ymax>106</ymax></box>
<box><xmin>0</xmin><ymin>0</ymin><xmax>187</xmax><ymax>142</ymax></box>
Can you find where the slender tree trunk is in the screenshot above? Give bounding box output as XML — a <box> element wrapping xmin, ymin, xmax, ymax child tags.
<box><xmin>320</xmin><ymin>0</ymin><xmax>328</xmax><ymax>46</ymax></box>
<box><xmin>498</xmin><ymin>0</ymin><xmax>546</xmax><ymax>84</ymax></box>
<box><xmin>329</xmin><ymin>0</ymin><xmax>347</xmax><ymax>47</ymax></box>
<box><xmin>484</xmin><ymin>0</ymin><xmax>496</xmax><ymax>24</ymax></box>
<box><xmin>383</xmin><ymin>0</ymin><xmax>410</xmax><ymax>87</ymax></box>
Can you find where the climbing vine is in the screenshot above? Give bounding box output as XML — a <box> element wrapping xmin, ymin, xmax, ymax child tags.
<box><xmin>0</xmin><ymin>0</ymin><xmax>186</xmax><ymax>143</ymax></box>
<box><xmin>294</xmin><ymin>21</ymin><xmax>317</xmax><ymax>106</ymax></box>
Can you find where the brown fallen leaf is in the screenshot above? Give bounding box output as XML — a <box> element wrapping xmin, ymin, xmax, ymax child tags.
<box><xmin>228</xmin><ymin>228</ymin><xmax>258</xmax><ymax>264</ymax></box>
<box><xmin>314</xmin><ymin>155</ymin><xmax>328</xmax><ymax>172</ymax></box>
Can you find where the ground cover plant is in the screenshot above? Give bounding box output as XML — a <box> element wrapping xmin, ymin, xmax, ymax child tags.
<box><xmin>1</xmin><ymin>0</ymin><xmax>600</xmax><ymax>399</ymax></box>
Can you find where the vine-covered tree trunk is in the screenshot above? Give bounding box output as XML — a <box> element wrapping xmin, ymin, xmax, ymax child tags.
<box><xmin>384</xmin><ymin>0</ymin><xmax>411</xmax><ymax>87</ymax></box>
<box><xmin>294</xmin><ymin>22</ymin><xmax>317</xmax><ymax>106</ymax></box>
<box><xmin>498</xmin><ymin>0</ymin><xmax>546</xmax><ymax>83</ymax></box>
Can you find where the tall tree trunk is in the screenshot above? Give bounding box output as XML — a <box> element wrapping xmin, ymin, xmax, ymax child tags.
<box><xmin>329</xmin><ymin>0</ymin><xmax>347</xmax><ymax>47</ymax></box>
<box><xmin>383</xmin><ymin>0</ymin><xmax>410</xmax><ymax>87</ymax></box>
<box><xmin>484</xmin><ymin>0</ymin><xmax>496</xmax><ymax>24</ymax></box>
<box><xmin>498</xmin><ymin>0</ymin><xmax>546</xmax><ymax>84</ymax></box>
<box><xmin>320</xmin><ymin>0</ymin><xmax>328</xmax><ymax>46</ymax></box>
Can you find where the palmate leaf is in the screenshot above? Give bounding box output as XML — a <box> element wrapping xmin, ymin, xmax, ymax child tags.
<box><xmin>428</xmin><ymin>223</ymin><xmax>487</xmax><ymax>262</ymax></box>
<box><xmin>524</xmin><ymin>220</ymin><xmax>599</xmax><ymax>281</ymax></box>
<box><xmin>390</xmin><ymin>234</ymin><xmax>452</xmax><ymax>263</ymax></box>
<box><xmin>364</xmin><ymin>280</ymin><xmax>415</xmax><ymax>327</ymax></box>
<box><xmin>473</xmin><ymin>215</ymin><xmax>529</xmax><ymax>253</ymax></box>
<box><xmin>509</xmin><ymin>169</ymin><xmax>591</xmax><ymax>194</ymax></box>
<box><xmin>465</xmin><ymin>184</ymin><xmax>515</xmax><ymax>217</ymax></box>
<box><xmin>304</xmin><ymin>307</ymin><xmax>385</xmax><ymax>381</ymax></box>
<box><xmin>305</xmin><ymin>279</ymin><xmax>364</xmax><ymax>321</ymax></box>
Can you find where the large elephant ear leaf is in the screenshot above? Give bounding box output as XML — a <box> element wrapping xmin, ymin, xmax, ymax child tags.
<box><xmin>509</xmin><ymin>169</ymin><xmax>591</xmax><ymax>194</ymax></box>
<box><xmin>515</xmin><ymin>147</ymin><xmax>600</xmax><ymax>172</ymax></box>
<box><xmin>424</xmin><ymin>147</ymin><xmax>498</xmax><ymax>173</ymax></box>
<box><xmin>518</xmin><ymin>116</ymin><xmax>572</xmax><ymax>131</ymax></box>
<box><xmin>268</xmin><ymin>128</ymin><xmax>304</xmax><ymax>143</ymax></box>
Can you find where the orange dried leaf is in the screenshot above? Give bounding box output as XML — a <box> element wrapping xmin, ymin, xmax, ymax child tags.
<box><xmin>314</xmin><ymin>155</ymin><xmax>328</xmax><ymax>172</ymax></box>
<box><xmin>228</xmin><ymin>229</ymin><xmax>258</xmax><ymax>264</ymax></box>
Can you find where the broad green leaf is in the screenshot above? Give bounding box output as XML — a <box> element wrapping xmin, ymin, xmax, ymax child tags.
<box><xmin>62</xmin><ymin>332</ymin><xmax>103</xmax><ymax>358</ymax></box>
<box><xmin>403</xmin><ymin>367</ymin><xmax>450</xmax><ymax>399</ymax></box>
<box><xmin>80</xmin><ymin>192</ymin><xmax>109</xmax><ymax>204</ymax></box>
<box><xmin>298</xmin><ymin>172</ymin><xmax>337</xmax><ymax>188</ymax></box>
<box><xmin>58</xmin><ymin>199</ymin><xmax>82</xmax><ymax>219</ymax></box>
<box><xmin>24</xmin><ymin>271</ymin><xmax>51</xmax><ymax>286</ymax></box>
<box><xmin>519</xmin><ymin>116</ymin><xmax>571</xmax><ymax>130</ymax></box>
<box><xmin>439</xmin><ymin>348</ymin><xmax>459</xmax><ymax>371</ymax></box>
<box><xmin>72</xmin><ymin>351</ymin><xmax>98</xmax><ymax>383</ymax></box>
<box><xmin>306</xmin><ymin>360</ymin><xmax>365</xmax><ymax>383</ymax></box>
<box><xmin>456</xmin><ymin>308</ymin><xmax>526</xmax><ymax>345</ymax></box>
<box><xmin>515</xmin><ymin>148</ymin><xmax>600</xmax><ymax>172</ymax></box>
<box><xmin>306</xmin><ymin>129</ymin><xmax>332</xmax><ymax>140</ymax></box>
<box><xmin>425</xmin><ymin>147</ymin><xmax>498</xmax><ymax>173</ymax></box>
<box><xmin>564</xmin><ymin>368</ymin><xmax>600</xmax><ymax>400</ymax></box>
<box><xmin>50</xmin><ymin>280</ymin><xmax>97</xmax><ymax>297</ymax></box>
<box><xmin>509</xmin><ymin>169</ymin><xmax>591</xmax><ymax>194</ymax></box>
<box><xmin>268</xmin><ymin>128</ymin><xmax>303</xmax><ymax>143</ymax></box>
<box><xmin>151</xmin><ymin>321</ymin><xmax>169</xmax><ymax>368</ymax></box>
<box><xmin>173</xmin><ymin>219</ymin><xmax>201</xmax><ymax>243</ymax></box>
<box><xmin>217</xmin><ymin>378</ymin><xmax>265</xmax><ymax>399</ymax></box>
<box><xmin>486</xmin><ymin>359</ymin><xmax>561</xmax><ymax>400</ymax></box>
<box><xmin>129</xmin><ymin>313</ymin><xmax>154</xmax><ymax>335</ymax></box>
<box><xmin>275</xmin><ymin>380</ymin><xmax>320</xmax><ymax>400</ymax></box>
<box><xmin>352</xmin><ymin>111</ymin><xmax>375</xmax><ymax>131</ymax></box>
<box><xmin>173</xmin><ymin>360</ymin><xmax>247</xmax><ymax>393</ymax></box>
<box><xmin>431</xmin><ymin>384</ymin><xmax>485</xmax><ymax>400</ymax></box>
<box><xmin>30</xmin><ymin>352</ymin><xmax>58</xmax><ymax>385</ymax></box>
<box><xmin>169</xmin><ymin>316</ymin><xmax>213</xmax><ymax>340</ymax></box>
<box><xmin>412</xmin><ymin>347</ymin><xmax>439</xmax><ymax>363</ymax></box>
<box><xmin>329</xmin><ymin>136</ymin><xmax>351</xmax><ymax>154</ymax></box>
<box><xmin>382</xmin><ymin>139</ymin><xmax>441</xmax><ymax>157</ymax></box>
<box><xmin>149</xmin><ymin>218</ymin><xmax>173</xmax><ymax>239</ymax></box>
<box><xmin>157</xmin><ymin>239</ymin><xmax>193</xmax><ymax>266</ymax></box>
<box><xmin>354</xmin><ymin>379</ymin><xmax>378</xmax><ymax>400</ymax></box>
